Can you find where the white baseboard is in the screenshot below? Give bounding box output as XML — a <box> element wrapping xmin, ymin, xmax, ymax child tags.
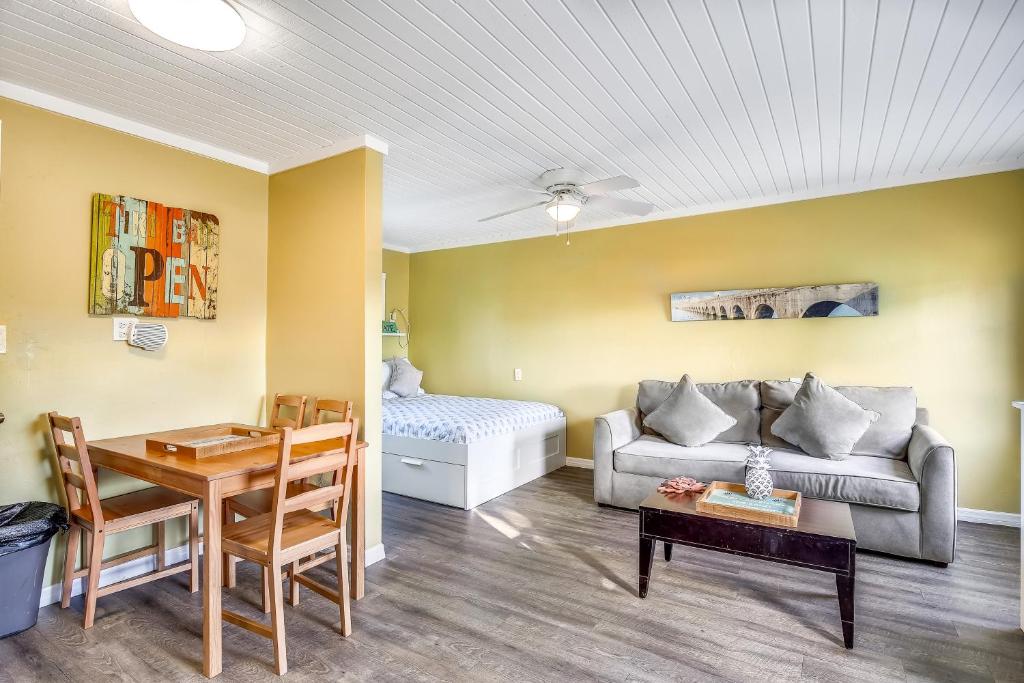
<box><xmin>564</xmin><ymin>457</ymin><xmax>594</xmax><ymax>470</ymax></box>
<box><xmin>364</xmin><ymin>543</ymin><xmax>386</xmax><ymax>565</ymax></box>
<box><xmin>39</xmin><ymin>541</ymin><xmax>386</xmax><ymax>608</ymax></box>
<box><xmin>958</xmin><ymin>507</ymin><xmax>1021</xmax><ymax>527</ymax></box>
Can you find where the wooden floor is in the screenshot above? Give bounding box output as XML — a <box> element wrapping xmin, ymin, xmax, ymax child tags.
<box><xmin>2</xmin><ymin>468</ymin><xmax>1021</xmax><ymax>682</ymax></box>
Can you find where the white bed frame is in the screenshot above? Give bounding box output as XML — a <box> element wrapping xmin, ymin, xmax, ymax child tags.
<box><xmin>382</xmin><ymin>416</ymin><xmax>567</xmax><ymax>510</ymax></box>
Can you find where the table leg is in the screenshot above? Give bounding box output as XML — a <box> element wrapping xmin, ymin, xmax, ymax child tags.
<box><xmin>350</xmin><ymin>445</ymin><xmax>365</xmax><ymax>600</ymax></box>
<box><xmin>639</xmin><ymin>537</ymin><xmax>655</xmax><ymax>598</ymax></box>
<box><xmin>664</xmin><ymin>542</ymin><xmax>673</xmax><ymax>562</ymax></box>
<box><xmin>837</xmin><ymin>572</ymin><xmax>855</xmax><ymax>649</ymax></box>
<box><xmin>203</xmin><ymin>480</ymin><xmax>224</xmax><ymax>678</ymax></box>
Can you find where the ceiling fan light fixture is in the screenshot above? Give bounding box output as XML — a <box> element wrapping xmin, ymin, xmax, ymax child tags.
<box><xmin>129</xmin><ymin>0</ymin><xmax>246</xmax><ymax>51</ymax></box>
<box><xmin>545</xmin><ymin>195</ymin><xmax>582</xmax><ymax>223</ymax></box>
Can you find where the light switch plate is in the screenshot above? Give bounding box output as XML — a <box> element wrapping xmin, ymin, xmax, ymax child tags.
<box><xmin>0</xmin><ymin>325</ymin><xmax>6</xmax><ymax>354</ymax></box>
<box><xmin>514</xmin><ymin>368</ymin><xmax>523</xmax><ymax>381</ymax></box>
<box><xmin>113</xmin><ymin>317</ymin><xmax>137</xmax><ymax>341</ymax></box>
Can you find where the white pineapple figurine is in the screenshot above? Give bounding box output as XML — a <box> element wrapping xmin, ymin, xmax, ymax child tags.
<box><xmin>745</xmin><ymin>445</ymin><xmax>774</xmax><ymax>500</ymax></box>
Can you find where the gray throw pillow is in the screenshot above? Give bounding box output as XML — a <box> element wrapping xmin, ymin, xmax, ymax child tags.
<box><xmin>771</xmin><ymin>373</ymin><xmax>880</xmax><ymax>460</ymax></box>
<box><xmin>638</xmin><ymin>378</ymin><xmax>761</xmax><ymax>445</ymax></box>
<box><xmin>389</xmin><ymin>358</ymin><xmax>423</xmax><ymax>398</ymax></box>
<box><xmin>642</xmin><ymin>374</ymin><xmax>738</xmax><ymax>447</ymax></box>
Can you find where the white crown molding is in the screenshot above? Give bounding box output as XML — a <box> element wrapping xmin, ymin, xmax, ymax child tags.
<box><xmin>1</xmin><ymin>80</ymin><xmax>390</xmax><ymax>176</ymax></box>
<box><xmin>410</xmin><ymin>160</ymin><xmax>1024</xmax><ymax>253</ymax></box>
<box><xmin>382</xmin><ymin>242</ymin><xmax>411</xmax><ymax>253</ymax></box>
<box><xmin>1</xmin><ymin>79</ymin><xmax>270</xmax><ymax>173</ymax></box>
<box><xmin>39</xmin><ymin>540</ymin><xmax>386</xmax><ymax>608</ymax></box>
<box><xmin>268</xmin><ymin>134</ymin><xmax>390</xmax><ymax>174</ymax></box>
<box><xmin>958</xmin><ymin>507</ymin><xmax>1021</xmax><ymax>527</ymax></box>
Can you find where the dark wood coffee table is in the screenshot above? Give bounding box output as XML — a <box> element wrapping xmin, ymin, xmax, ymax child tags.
<box><xmin>638</xmin><ymin>489</ymin><xmax>857</xmax><ymax>648</ymax></box>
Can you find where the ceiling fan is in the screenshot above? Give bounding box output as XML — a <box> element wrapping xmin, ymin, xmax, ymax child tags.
<box><xmin>478</xmin><ymin>169</ymin><xmax>655</xmax><ymax>231</ymax></box>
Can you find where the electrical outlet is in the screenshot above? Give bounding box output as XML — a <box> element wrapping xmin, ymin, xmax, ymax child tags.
<box><xmin>514</xmin><ymin>368</ymin><xmax>523</xmax><ymax>381</ymax></box>
<box><xmin>0</xmin><ymin>325</ymin><xmax>6</xmax><ymax>354</ymax></box>
<box><xmin>113</xmin><ymin>317</ymin><xmax>137</xmax><ymax>341</ymax></box>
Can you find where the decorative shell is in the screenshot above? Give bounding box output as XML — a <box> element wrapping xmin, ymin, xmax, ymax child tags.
<box><xmin>658</xmin><ymin>476</ymin><xmax>708</xmax><ymax>495</ymax></box>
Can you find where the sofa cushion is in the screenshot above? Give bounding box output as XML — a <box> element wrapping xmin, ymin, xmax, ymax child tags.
<box><xmin>613</xmin><ymin>435</ymin><xmax>748</xmax><ymax>482</ymax></box>
<box><xmin>770</xmin><ymin>449</ymin><xmax>920</xmax><ymax>511</ymax></box>
<box><xmin>771</xmin><ymin>373</ymin><xmax>879</xmax><ymax>460</ymax></box>
<box><xmin>638</xmin><ymin>379</ymin><xmax>761</xmax><ymax>445</ymax></box>
<box><xmin>761</xmin><ymin>380</ymin><xmax>918</xmax><ymax>459</ymax></box>
<box><xmin>642</xmin><ymin>375</ymin><xmax>737</xmax><ymax>447</ymax></box>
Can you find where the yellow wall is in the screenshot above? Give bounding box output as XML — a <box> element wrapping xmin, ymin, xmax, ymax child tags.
<box><xmin>0</xmin><ymin>97</ymin><xmax>269</xmax><ymax>582</ymax></box>
<box><xmin>410</xmin><ymin>171</ymin><xmax>1024</xmax><ymax>514</ymax></box>
<box><xmin>383</xmin><ymin>249</ymin><xmax>410</xmax><ymax>359</ymax></box>
<box><xmin>267</xmin><ymin>148</ymin><xmax>384</xmax><ymax>550</ymax></box>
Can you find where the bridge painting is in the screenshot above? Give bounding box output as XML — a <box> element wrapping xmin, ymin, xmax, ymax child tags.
<box><xmin>670</xmin><ymin>283</ymin><xmax>879</xmax><ymax>322</ymax></box>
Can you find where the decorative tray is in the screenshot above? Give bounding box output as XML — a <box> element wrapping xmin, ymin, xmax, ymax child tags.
<box><xmin>146</xmin><ymin>425</ymin><xmax>280</xmax><ymax>459</ymax></box>
<box><xmin>695</xmin><ymin>481</ymin><xmax>802</xmax><ymax>527</ymax></box>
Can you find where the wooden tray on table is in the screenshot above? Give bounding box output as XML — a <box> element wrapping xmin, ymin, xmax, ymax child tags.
<box><xmin>146</xmin><ymin>425</ymin><xmax>280</xmax><ymax>459</ymax></box>
<box><xmin>695</xmin><ymin>481</ymin><xmax>802</xmax><ymax>527</ymax></box>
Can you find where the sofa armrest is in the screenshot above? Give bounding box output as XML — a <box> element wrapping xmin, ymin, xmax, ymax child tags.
<box><xmin>593</xmin><ymin>408</ymin><xmax>641</xmax><ymax>504</ymax></box>
<box><xmin>908</xmin><ymin>424</ymin><xmax>957</xmax><ymax>563</ymax></box>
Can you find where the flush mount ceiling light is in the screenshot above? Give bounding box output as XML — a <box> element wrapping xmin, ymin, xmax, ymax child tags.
<box><xmin>129</xmin><ymin>0</ymin><xmax>246</xmax><ymax>51</ymax></box>
<box><xmin>545</xmin><ymin>194</ymin><xmax>582</xmax><ymax>223</ymax></box>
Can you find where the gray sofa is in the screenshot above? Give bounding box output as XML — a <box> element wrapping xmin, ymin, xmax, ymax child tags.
<box><xmin>594</xmin><ymin>379</ymin><xmax>957</xmax><ymax>564</ymax></box>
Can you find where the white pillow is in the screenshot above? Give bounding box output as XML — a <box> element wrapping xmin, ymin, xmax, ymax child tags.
<box><xmin>389</xmin><ymin>358</ymin><xmax>423</xmax><ymax>397</ymax></box>
<box><xmin>381</xmin><ymin>361</ymin><xmax>393</xmax><ymax>392</ymax></box>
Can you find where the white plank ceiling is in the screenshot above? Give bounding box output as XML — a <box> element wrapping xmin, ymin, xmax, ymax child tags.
<box><xmin>2</xmin><ymin>0</ymin><xmax>1023</xmax><ymax>251</ymax></box>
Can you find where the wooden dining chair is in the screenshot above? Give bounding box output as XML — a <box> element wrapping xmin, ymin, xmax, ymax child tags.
<box><xmin>221</xmin><ymin>420</ymin><xmax>359</xmax><ymax>675</ymax></box>
<box><xmin>269</xmin><ymin>393</ymin><xmax>308</xmax><ymax>429</ymax></box>
<box><xmin>224</xmin><ymin>398</ymin><xmax>354</xmax><ymax>607</ymax></box>
<box><xmin>47</xmin><ymin>413</ymin><xmax>199</xmax><ymax>629</ymax></box>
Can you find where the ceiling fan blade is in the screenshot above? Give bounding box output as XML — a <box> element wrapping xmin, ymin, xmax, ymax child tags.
<box><xmin>586</xmin><ymin>195</ymin><xmax>655</xmax><ymax>216</ymax></box>
<box><xmin>579</xmin><ymin>175</ymin><xmax>640</xmax><ymax>194</ymax></box>
<box><xmin>478</xmin><ymin>200</ymin><xmax>548</xmax><ymax>222</ymax></box>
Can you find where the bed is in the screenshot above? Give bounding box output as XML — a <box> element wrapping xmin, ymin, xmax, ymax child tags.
<box><xmin>381</xmin><ymin>393</ymin><xmax>567</xmax><ymax>510</ymax></box>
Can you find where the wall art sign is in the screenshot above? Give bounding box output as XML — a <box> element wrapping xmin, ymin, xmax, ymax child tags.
<box><xmin>670</xmin><ymin>283</ymin><xmax>878</xmax><ymax>322</ymax></box>
<box><xmin>89</xmin><ymin>193</ymin><xmax>219</xmax><ymax>319</ymax></box>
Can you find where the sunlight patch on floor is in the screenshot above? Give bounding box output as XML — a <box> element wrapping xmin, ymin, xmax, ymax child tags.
<box><xmin>472</xmin><ymin>508</ymin><xmax>520</xmax><ymax>539</ymax></box>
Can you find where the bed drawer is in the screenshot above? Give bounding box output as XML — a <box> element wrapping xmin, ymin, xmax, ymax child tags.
<box><xmin>382</xmin><ymin>452</ymin><xmax>466</xmax><ymax>509</ymax></box>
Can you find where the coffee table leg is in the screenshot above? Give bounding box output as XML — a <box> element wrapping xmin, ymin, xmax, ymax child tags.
<box><xmin>836</xmin><ymin>573</ymin><xmax>854</xmax><ymax>648</ymax></box>
<box><xmin>664</xmin><ymin>542</ymin><xmax>673</xmax><ymax>562</ymax></box>
<box><xmin>639</xmin><ymin>537</ymin><xmax>655</xmax><ymax>598</ymax></box>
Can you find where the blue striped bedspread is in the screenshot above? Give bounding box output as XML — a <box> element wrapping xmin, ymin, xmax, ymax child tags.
<box><xmin>382</xmin><ymin>394</ymin><xmax>564</xmax><ymax>445</ymax></box>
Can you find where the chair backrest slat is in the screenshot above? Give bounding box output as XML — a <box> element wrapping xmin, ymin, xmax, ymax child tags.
<box><xmin>283</xmin><ymin>484</ymin><xmax>345</xmax><ymax>514</ymax></box>
<box><xmin>267</xmin><ymin>419</ymin><xmax>359</xmax><ymax>556</ymax></box>
<box><xmin>311</xmin><ymin>399</ymin><xmax>353</xmax><ymax>424</ymax></box>
<box><xmin>270</xmin><ymin>393</ymin><xmax>308</xmax><ymax>429</ymax></box>
<box><xmin>63</xmin><ymin>470</ymin><xmax>89</xmax><ymax>491</ymax></box>
<box><xmin>57</xmin><ymin>443</ymin><xmax>82</xmax><ymax>461</ymax></box>
<box><xmin>290</xmin><ymin>421</ymin><xmax>352</xmax><ymax>445</ymax></box>
<box><xmin>285</xmin><ymin>453</ymin><xmax>346</xmax><ymax>482</ymax></box>
<box><xmin>47</xmin><ymin>413</ymin><xmax>104</xmax><ymax>527</ymax></box>
<box><xmin>310</xmin><ymin>398</ymin><xmax>354</xmax><ymax>449</ymax></box>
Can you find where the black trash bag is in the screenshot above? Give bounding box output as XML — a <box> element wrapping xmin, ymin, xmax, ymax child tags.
<box><xmin>0</xmin><ymin>502</ymin><xmax>68</xmax><ymax>559</ymax></box>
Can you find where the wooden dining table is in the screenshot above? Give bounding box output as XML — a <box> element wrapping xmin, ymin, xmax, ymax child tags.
<box><xmin>86</xmin><ymin>423</ymin><xmax>367</xmax><ymax>678</ymax></box>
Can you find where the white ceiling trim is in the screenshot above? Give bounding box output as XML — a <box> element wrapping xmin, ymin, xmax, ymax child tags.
<box><xmin>267</xmin><ymin>134</ymin><xmax>390</xmax><ymax>174</ymax></box>
<box><xmin>0</xmin><ymin>78</ymin><xmax>270</xmax><ymax>173</ymax></box>
<box><xmin>407</xmin><ymin>159</ymin><xmax>1024</xmax><ymax>253</ymax></box>
<box><xmin>0</xmin><ymin>79</ymin><xmax>390</xmax><ymax>175</ymax></box>
<box><xmin>382</xmin><ymin>242</ymin><xmax>412</xmax><ymax>254</ymax></box>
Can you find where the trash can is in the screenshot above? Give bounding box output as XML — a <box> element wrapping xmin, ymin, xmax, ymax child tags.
<box><xmin>0</xmin><ymin>502</ymin><xmax>68</xmax><ymax>638</ymax></box>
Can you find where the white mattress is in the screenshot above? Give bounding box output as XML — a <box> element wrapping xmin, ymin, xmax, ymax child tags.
<box><xmin>382</xmin><ymin>394</ymin><xmax>564</xmax><ymax>445</ymax></box>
